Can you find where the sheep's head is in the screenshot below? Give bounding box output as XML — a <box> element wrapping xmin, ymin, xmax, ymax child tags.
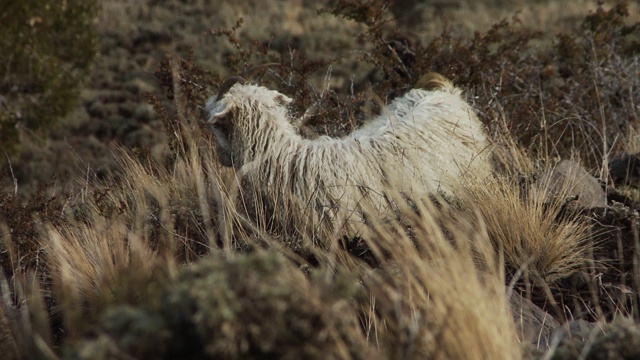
<box><xmin>206</xmin><ymin>76</ymin><xmax>292</xmax><ymax>168</ymax></box>
<box><xmin>206</xmin><ymin>77</ymin><xmax>246</xmax><ymax>167</ymax></box>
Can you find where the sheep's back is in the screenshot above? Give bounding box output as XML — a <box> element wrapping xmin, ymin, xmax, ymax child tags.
<box><xmin>353</xmin><ymin>88</ymin><xmax>491</xmax><ymax>196</ymax></box>
<box><xmin>240</xmin><ymin>85</ymin><xmax>491</xmax><ymax>237</ymax></box>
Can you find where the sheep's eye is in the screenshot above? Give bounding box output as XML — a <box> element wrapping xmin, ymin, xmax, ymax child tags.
<box><xmin>212</xmin><ymin>116</ymin><xmax>232</xmax><ymax>135</ymax></box>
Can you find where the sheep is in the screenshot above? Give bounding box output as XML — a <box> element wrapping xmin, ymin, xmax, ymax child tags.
<box><xmin>206</xmin><ymin>73</ymin><xmax>492</xmax><ymax>238</ymax></box>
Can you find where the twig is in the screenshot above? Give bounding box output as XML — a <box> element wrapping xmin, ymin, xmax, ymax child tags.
<box><xmin>5</xmin><ymin>153</ymin><xmax>18</xmax><ymax>196</ymax></box>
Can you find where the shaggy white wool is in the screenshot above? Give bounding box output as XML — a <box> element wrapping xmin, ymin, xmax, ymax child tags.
<box><xmin>207</xmin><ymin>81</ymin><xmax>491</xmax><ymax>236</ymax></box>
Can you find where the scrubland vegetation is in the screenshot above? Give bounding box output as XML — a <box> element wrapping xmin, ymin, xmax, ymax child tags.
<box><xmin>2</xmin><ymin>0</ymin><xmax>640</xmax><ymax>358</ymax></box>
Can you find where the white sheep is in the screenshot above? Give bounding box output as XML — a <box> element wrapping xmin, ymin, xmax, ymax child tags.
<box><xmin>206</xmin><ymin>74</ymin><xmax>492</xmax><ymax>237</ymax></box>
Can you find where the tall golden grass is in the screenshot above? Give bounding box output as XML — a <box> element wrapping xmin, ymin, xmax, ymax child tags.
<box><xmin>0</xmin><ymin>32</ymin><xmax>605</xmax><ymax>360</ymax></box>
<box><xmin>0</xmin><ymin>101</ymin><xmax>601</xmax><ymax>358</ymax></box>
<box><xmin>461</xmin><ymin>160</ymin><xmax>594</xmax><ymax>284</ymax></box>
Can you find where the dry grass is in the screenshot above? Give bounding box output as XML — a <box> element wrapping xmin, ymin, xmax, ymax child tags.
<box><xmin>350</xmin><ymin>197</ymin><xmax>522</xmax><ymax>359</ymax></box>
<box><xmin>460</xmin><ymin>165</ymin><xmax>594</xmax><ymax>284</ymax></box>
<box><xmin>0</xmin><ymin>77</ymin><xmax>535</xmax><ymax>358</ymax></box>
<box><xmin>1</xmin><ymin>123</ymin><xmax>528</xmax><ymax>358</ymax></box>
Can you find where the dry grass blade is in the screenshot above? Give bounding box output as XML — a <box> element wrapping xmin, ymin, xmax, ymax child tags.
<box><xmin>0</xmin><ymin>267</ymin><xmax>56</xmax><ymax>359</ymax></box>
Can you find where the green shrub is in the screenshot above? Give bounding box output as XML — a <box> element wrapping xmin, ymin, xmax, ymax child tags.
<box><xmin>66</xmin><ymin>251</ymin><xmax>372</xmax><ymax>359</ymax></box>
<box><xmin>0</xmin><ymin>0</ymin><xmax>98</xmax><ymax>154</ymax></box>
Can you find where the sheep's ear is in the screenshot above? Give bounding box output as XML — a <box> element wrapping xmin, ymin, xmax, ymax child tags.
<box><xmin>275</xmin><ymin>93</ymin><xmax>292</xmax><ymax>106</ymax></box>
<box><xmin>205</xmin><ymin>95</ymin><xmax>218</xmax><ymax>113</ymax></box>
<box><xmin>207</xmin><ymin>98</ymin><xmax>233</xmax><ymax>122</ymax></box>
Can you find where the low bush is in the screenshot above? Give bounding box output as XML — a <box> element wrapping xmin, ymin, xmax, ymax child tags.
<box><xmin>0</xmin><ymin>0</ymin><xmax>98</xmax><ymax>154</ymax></box>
